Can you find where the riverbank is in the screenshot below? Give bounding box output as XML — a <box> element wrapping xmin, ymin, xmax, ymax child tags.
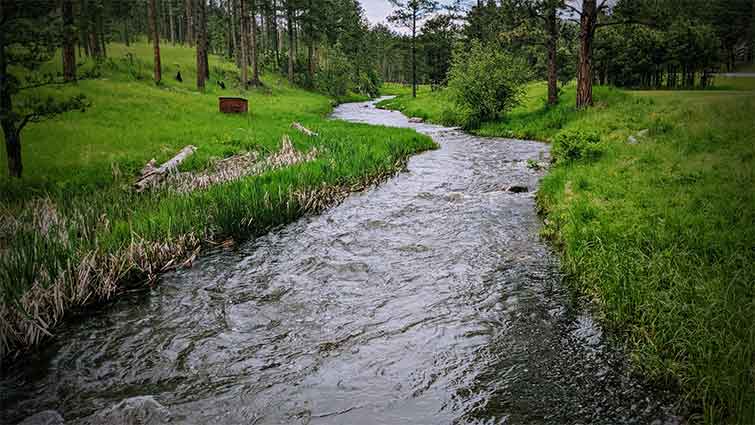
<box><xmin>0</xmin><ymin>44</ymin><xmax>436</xmax><ymax>359</ymax></box>
<box><xmin>379</xmin><ymin>82</ymin><xmax>755</xmax><ymax>423</ymax></box>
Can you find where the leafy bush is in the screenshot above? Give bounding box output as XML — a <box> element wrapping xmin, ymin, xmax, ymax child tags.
<box><xmin>354</xmin><ymin>69</ymin><xmax>381</xmax><ymax>98</ymax></box>
<box><xmin>315</xmin><ymin>47</ymin><xmax>353</xmax><ymax>99</ymax></box>
<box><xmin>551</xmin><ymin>129</ymin><xmax>602</xmax><ymax>164</ymax></box>
<box><xmin>447</xmin><ymin>40</ymin><xmax>530</xmax><ymax>128</ymax></box>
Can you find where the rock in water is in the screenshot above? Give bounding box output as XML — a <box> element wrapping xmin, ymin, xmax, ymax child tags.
<box><xmin>76</xmin><ymin>396</ymin><xmax>171</xmax><ymax>425</ymax></box>
<box><xmin>17</xmin><ymin>411</ymin><xmax>64</xmax><ymax>425</ymax></box>
<box><xmin>408</xmin><ymin>117</ymin><xmax>424</xmax><ymax>123</ymax></box>
<box><xmin>507</xmin><ymin>185</ymin><xmax>529</xmax><ymax>193</ymax></box>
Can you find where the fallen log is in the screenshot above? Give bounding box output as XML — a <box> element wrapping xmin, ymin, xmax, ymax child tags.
<box><xmin>135</xmin><ymin>145</ymin><xmax>197</xmax><ymax>192</ymax></box>
<box><xmin>291</xmin><ymin>122</ymin><xmax>318</xmax><ymax>137</ymax></box>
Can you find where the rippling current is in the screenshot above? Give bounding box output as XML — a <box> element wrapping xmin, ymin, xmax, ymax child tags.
<box><xmin>1</xmin><ymin>98</ymin><xmax>680</xmax><ymax>424</ymax></box>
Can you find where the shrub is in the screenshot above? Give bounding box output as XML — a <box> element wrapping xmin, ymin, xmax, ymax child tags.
<box><xmin>447</xmin><ymin>40</ymin><xmax>530</xmax><ymax>128</ymax></box>
<box><xmin>551</xmin><ymin>129</ymin><xmax>602</xmax><ymax>164</ymax></box>
<box><xmin>314</xmin><ymin>47</ymin><xmax>352</xmax><ymax>99</ymax></box>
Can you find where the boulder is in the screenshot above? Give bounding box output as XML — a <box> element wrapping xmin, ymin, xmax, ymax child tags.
<box><xmin>507</xmin><ymin>185</ymin><xmax>529</xmax><ymax>193</ymax></box>
<box><xmin>408</xmin><ymin>117</ymin><xmax>424</xmax><ymax>123</ymax></box>
<box><xmin>75</xmin><ymin>396</ymin><xmax>171</xmax><ymax>425</ymax></box>
<box><xmin>17</xmin><ymin>411</ymin><xmax>64</xmax><ymax>425</ymax></box>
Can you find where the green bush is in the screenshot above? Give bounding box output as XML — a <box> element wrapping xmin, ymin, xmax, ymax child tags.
<box><xmin>315</xmin><ymin>47</ymin><xmax>353</xmax><ymax>98</ymax></box>
<box><xmin>551</xmin><ymin>129</ymin><xmax>602</xmax><ymax>164</ymax></box>
<box><xmin>447</xmin><ymin>40</ymin><xmax>529</xmax><ymax>128</ymax></box>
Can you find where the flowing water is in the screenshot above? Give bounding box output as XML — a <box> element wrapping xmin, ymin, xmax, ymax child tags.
<box><xmin>1</xmin><ymin>99</ymin><xmax>680</xmax><ymax>424</ymax></box>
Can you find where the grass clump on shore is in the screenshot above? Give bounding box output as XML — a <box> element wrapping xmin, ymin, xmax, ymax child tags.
<box><xmin>0</xmin><ymin>43</ymin><xmax>435</xmax><ymax>359</ymax></box>
<box><xmin>379</xmin><ymin>81</ymin><xmax>755</xmax><ymax>423</ymax></box>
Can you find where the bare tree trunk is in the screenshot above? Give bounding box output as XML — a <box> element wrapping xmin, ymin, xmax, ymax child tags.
<box><xmin>240</xmin><ymin>0</ymin><xmax>249</xmax><ymax>89</ymax></box>
<box><xmin>0</xmin><ymin>26</ymin><xmax>22</xmax><ymax>178</ymax></box>
<box><xmin>185</xmin><ymin>0</ymin><xmax>194</xmax><ymax>45</ymax></box>
<box><xmin>545</xmin><ymin>5</ymin><xmax>558</xmax><ymax>105</ymax></box>
<box><xmin>272</xmin><ymin>0</ymin><xmax>279</xmax><ymax>68</ymax></box>
<box><xmin>250</xmin><ymin>0</ymin><xmax>260</xmax><ymax>85</ymax></box>
<box><xmin>576</xmin><ymin>0</ymin><xmax>596</xmax><ymax>109</ymax></box>
<box><xmin>197</xmin><ymin>0</ymin><xmax>208</xmax><ymax>90</ymax></box>
<box><xmin>62</xmin><ymin>0</ymin><xmax>77</xmax><ymax>82</ymax></box>
<box><xmin>169</xmin><ymin>0</ymin><xmax>176</xmax><ymax>44</ymax></box>
<box><xmin>149</xmin><ymin>0</ymin><xmax>162</xmax><ymax>84</ymax></box>
<box><xmin>97</xmin><ymin>3</ymin><xmax>106</xmax><ymax>58</ymax></box>
<box><xmin>286</xmin><ymin>2</ymin><xmax>294</xmax><ymax>83</ymax></box>
<box><xmin>411</xmin><ymin>9</ymin><xmax>416</xmax><ymax>98</ymax></box>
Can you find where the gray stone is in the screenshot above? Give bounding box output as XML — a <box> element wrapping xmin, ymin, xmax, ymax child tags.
<box><xmin>17</xmin><ymin>411</ymin><xmax>64</xmax><ymax>425</ymax></box>
<box><xmin>76</xmin><ymin>396</ymin><xmax>171</xmax><ymax>425</ymax></box>
<box><xmin>408</xmin><ymin>117</ymin><xmax>424</xmax><ymax>123</ymax></box>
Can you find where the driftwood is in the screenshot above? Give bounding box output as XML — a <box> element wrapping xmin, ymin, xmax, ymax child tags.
<box><xmin>134</xmin><ymin>145</ymin><xmax>197</xmax><ymax>192</ymax></box>
<box><xmin>291</xmin><ymin>122</ymin><xmax>318</xmax><ymax>137</ymax></box>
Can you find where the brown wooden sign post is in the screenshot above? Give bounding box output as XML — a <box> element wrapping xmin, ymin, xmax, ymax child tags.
<box><xmin>219</xmin><ymin>97</ymin><xmax>248</xmax><ymax>113</ymax></box>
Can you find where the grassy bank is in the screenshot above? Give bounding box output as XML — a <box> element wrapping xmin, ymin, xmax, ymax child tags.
<box><xmin>380</xmin><ymin>81</ymin><xmax>755</xmax><ymax>423</ymax></box>
<box><xmin>0</xmin><ymin>43</ymin><xmax>435</xmax><ymax>358</ymax></box>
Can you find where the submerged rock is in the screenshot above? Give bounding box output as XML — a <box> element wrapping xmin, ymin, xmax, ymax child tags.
<box><xmin>17</xmin><ymin>411</ymin><xmax>64</xmax><ymax>425</ymax></box>
<box><xmin>507</xmin><ymin>185</ymin><xmax>529</xmax><ymax>193</ymax></box>
<box><xmin>75</xmin><ymin>396</ymin><xmax>171</xmax><ymax>425</ymax></box>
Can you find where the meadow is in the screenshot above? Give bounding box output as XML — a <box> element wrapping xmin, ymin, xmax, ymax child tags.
<box><xmin>0</xmin><ymin>43</ymin><xmax>435</xmax><ymax>358</ymax></box>
<box><xmin>379</xmin><ymin>80</ymin><xmax>755</xmax><ymax>423</ymax></box>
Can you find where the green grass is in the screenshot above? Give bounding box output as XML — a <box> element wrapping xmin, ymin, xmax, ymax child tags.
<box><xmin>380</xmin><ymin>81</ymin><xmax>755</xmax><ymax>423</ymax></box>
<box><xmin>714</xmin><ymin>75</ymin><xmax>755</xmax><ymax>91</ymax></box>
<box><xmin>0</xmin><ymin>43</ymin><xmax>436</xmax><ymax>357</ymax></box>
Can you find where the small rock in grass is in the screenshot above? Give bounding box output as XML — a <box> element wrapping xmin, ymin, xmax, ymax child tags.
<box><xmin>507</xmin><ymin>185</ymin><xmax>529</xmax><ymax>193</ymax></box>
<box><xmin>17</xmin><ymin>411</ymin><xmax>64</xmax><ymax>425</ymax></box>
<box><xmin>627</xmin><ymin>135</ymin><xmax>639</xmax><ymax>145</ymax></box>
<box><xmin>408</xmin><ymin>117</ymin><xmax>424</xmax><ymax>123</ymax></box>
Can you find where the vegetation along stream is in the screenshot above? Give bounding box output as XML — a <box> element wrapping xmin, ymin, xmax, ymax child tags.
<box><xmin>2</xmin><ymin>99</ymin><xmax>682</xmax><ymax>424</ymax></box>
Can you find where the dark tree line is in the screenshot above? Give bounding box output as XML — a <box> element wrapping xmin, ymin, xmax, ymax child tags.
<box><xmin>382</xmin><ymin>0</ymin><xmax>755</xmax><ymax>108</ymax></box>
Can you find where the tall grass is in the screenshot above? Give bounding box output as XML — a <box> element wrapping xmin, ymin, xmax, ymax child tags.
<box><xmin>0</xmin><ymin>44</ymin><xmax>436</xmax><ymax>358</ymax></box>
<box><xmin>380</xmin><ymin>81</ymin><xmax>755</xmax><ymax>423</ymax></box>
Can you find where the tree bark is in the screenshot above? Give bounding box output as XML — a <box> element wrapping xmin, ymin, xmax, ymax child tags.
<box><xmin>197</xmin><ymin>0</ymin><xmax>208</xmax><ymax>90</ymax></box>
<box><xmin>576</xmin><ymin>0</ymin><xmax>596</xmax><ymax>109</ymax></box>
<box><xmin>411</xmin><ymin>8</ymin><xmax>416</xmax><ymax>98</ymax></box>
<box><xmin>0</xmin><ymin>25</ymin><xmax>21</xmax><ymax>178</ymax></box>
<box><xmin>169</xmin><ymin>0</ymin><xmax>176</xmax><ymax>44</ymax></box>
<box><xmin>240</xmin><ymin>0</ymin><xmax>249</xmax><ymax>89</ymax></box>
<box><xmin>185</xmin><ymin>0</ymin><xmax>194</xmax><ymax>45</ymax></box>
<box><xmin>149</xmin><ymin>0</ymin><xmax>162</xmax><ymax>84</ymax></box>
<box><xmin>545</xmin><ymin>5</ymin><xmax>558</xmax><ymax>105</ymax></box>
<box><xmin>62</xmin><ymin>0</ymin><xmax>77</xmax><ymax>82</ymax></box>
<box><xmin>272</xmin><ymin>0</ymin><xmax>279</xmax><ymax>68</ymax></box>
<box><xmin>250</xmin><ymin>0</ymin><xmax>260</xmax><ymax>85</ymax></box>
<box><xmin>306</xmin><ymin>0</ymin><xmax>314</xmax><ymax>84</ymax></box>
<box><xmin>286</xmin><ymin>2</ymin><xmax>294</xmax><ymax>83</ymax></box>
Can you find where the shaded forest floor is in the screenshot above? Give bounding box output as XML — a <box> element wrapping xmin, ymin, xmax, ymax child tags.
<box><xmin>0</xmin><ymin>43</ymin><xmax>435</xmax><ymax>359</ymax></box>
<box><xmin>379</xmin><ymin>80</ymin><xmax>755</xmax><ymax>423</ymax></box>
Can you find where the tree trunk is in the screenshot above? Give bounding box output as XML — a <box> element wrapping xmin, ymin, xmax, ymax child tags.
<box><xmin>240</xmin><ymin>0</ymin><xmax>249</xmax><ymax>89</ymax></box>
<box><xmin>186</xmin><ymin>0</ymin><xmax>194</xmax><ymax>45</ymax></box>
<box><xmin>576</xmin><ymin>0</ymin><xmax>596</xmax><ymax>109</ymax></box>
<box><xmin>545</xmin><ymin>4</ymin><xmax>558</xmax><ymax>106</ymax></box>
<box><xmin>287</xmin><ymin>3</ymin><xmax>294</xmax><ymax>83</ymax></box>
<box><xmin>149</xmin><ymin>0</ymin><xmax>162</xmax><ymax>84</ymax></box>
<box><xmin>62</xmin><ymin>0</ymin><xmax>77</xmax><ymax>82</ymax></box>
<box><xmin>0</xmin><ymin>27</ymin><xmax>21</xmax><ymax>178</ymax></box>
<box><xmin>272</xmin><ymin>0</ymin><xmax>279</xmax><ymax>68</ymax></box>
<box><xmin>411</xmin><ymin>9</ymin><xmax>416</xmax><ymax>98</ymax></box>
<box><xmin>169</xmin><ymin>0</ymin><xmax>176</xmax><ymax>44</ymax></box>
<box><xmin>250</xmin><ymin>0</ymin><xmax>260</xmax><ymax>85</ymax></box>
<box><xmin>197</xmin><ymin>0</ymin><xmax>208</xmax><ymax>90</ymax></box>
<box><xmin>306</xmin><ymin>0</ymin><xmax>314</xmax><ymax>85</ymax></box>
